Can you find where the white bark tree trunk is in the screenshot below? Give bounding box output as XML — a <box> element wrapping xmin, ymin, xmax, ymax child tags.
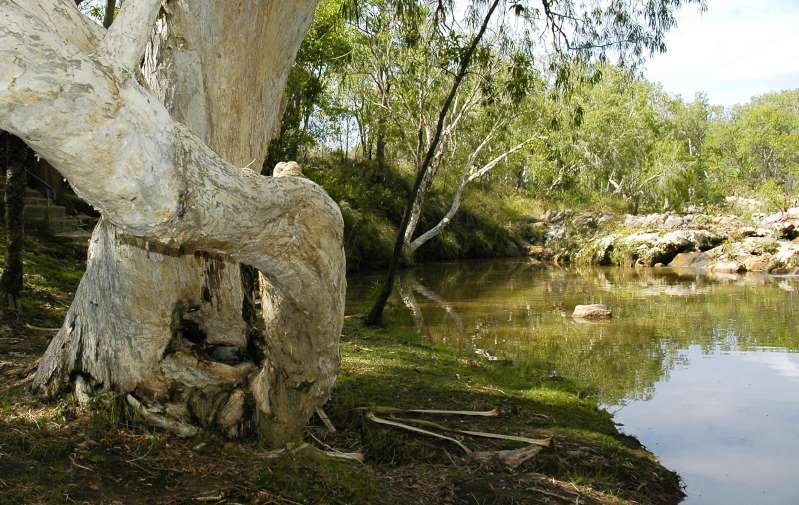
<box><xmin>0</xmin><ymin>0</ymin><xmax>343</xmax><ymax>446</ymax></box>
<box><xmin>406</xmin><ymin>138</ymin><xmax>534</xmax><ymax>257</ymax></box>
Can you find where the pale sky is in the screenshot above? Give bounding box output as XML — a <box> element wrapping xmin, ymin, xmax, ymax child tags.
<box><xmin>645</xmin><ymin>0</ymin><xmax>799</xmax><ymax>106</ymax></box>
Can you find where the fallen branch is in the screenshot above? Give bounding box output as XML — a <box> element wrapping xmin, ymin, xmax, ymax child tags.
<box><xmin>315</xmin><ymin>407</ymin><xmax>336</xmax><ymax>433</ymax></box>
<box><xmin>365</xmin><ymin>411</ymin><xmax>472</xmax><ymax>454</ymax></box>
<box><xmin>362</xmin><ymin>406</ymin><xmax>500</xmax><ymax>417</ymax></box>
<box><xmin>391</xmin><ymin>416</ymin><xmax>551</xmax><ymax>447</ymax></box>
<box><xmin>362</xmin><ymin>406</ymin><xmax>551</xmax><ymax>469</ymax></box>
<box><xmin>323</xmin><ymin>450</ymin><xmax>366</xmax><ymax>464</ymax></box>
<box><xmin>473</xmin><ymin>444</ymin><xmax>547</xmax><ymax>469</ymax></box>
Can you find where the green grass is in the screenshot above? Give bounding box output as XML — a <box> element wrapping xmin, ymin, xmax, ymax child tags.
<box><xmin>318</xmin><ymin>320</ymin><xmax>683</xmax><ymax>504</ymax></box>
<box><xmin>0</xmin><ymin>226</ymin><xmax>85</xmax><ymax>329</ymax></box>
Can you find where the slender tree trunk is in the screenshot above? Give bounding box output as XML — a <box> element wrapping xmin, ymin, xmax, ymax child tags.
<box><xmin>0</xmin><ymin>133</ymin><xmax>27</xmax><ymax>320</ymax></box>
<box><xmin>407</xmin><ymin>138</ymin><xmax>533</xmax><ymax>256</ymax></box>
<box><xmin>401</xmin><ymin>162</ymin><xmax>439</xmax><ymax>261</ymax></box>
<box><xmin>375</xmin><ymin>83</ymin><xmax>388</xmax><ymax>171</ymax></box>
<box><xmin>2</xmin><ymin>0</ymin><xmax>342</xmax><ymax>446</ymax></box>
<box><xmin>365</xmin><ymin>0</ymin><xmax>501</xmax><ymax>325</ymax></box>
<box><xmin>102</xmin><ymin>0</ymin><xmax>115</xmax><ymax>28</ymax></box>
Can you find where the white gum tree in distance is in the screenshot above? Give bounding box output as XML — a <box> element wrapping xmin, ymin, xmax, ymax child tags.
<box><xmin>0</xmin><ymin>0</ymin><xmax>345</xmax><ymax>446</ymax></box>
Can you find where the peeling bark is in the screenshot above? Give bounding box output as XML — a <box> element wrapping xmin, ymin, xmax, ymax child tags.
<box><xmin>1</xmin><ymin>0</ymin><xmax>343</xmax><ymax>445</ymax></box>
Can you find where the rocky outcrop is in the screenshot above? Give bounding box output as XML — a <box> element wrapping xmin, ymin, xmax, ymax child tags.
<box><xmin>670</xmin><ymin>237</ymin><xmax>799</xmax><ymax>275</ymax></box>
<box><xmin>621</xmin><ymin>213</ymin><xmax>745</xmax><ymax>231</ymax></box>
<box><xmin>577</xmin><ymin>229</ymin><xmax>725</xmax><ymax>267</ymax></box>
<box><xmin>522</xmin><ymin>206</ymin><xmax>799</xmax><ymax>277</ymax></box>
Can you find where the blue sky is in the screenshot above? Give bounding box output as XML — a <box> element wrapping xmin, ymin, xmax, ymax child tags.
<box><xmin>645</xmin><ymin>0</ymin><xmax>799</xmax><ymax>106</ymax></box>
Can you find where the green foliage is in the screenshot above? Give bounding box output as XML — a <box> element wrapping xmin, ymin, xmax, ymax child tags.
<box><xmin>304</xmin><ymin>157</ymin><xmax>538</xmax><ymax>270</ymax></box>
<box><xmin>519</xmin><ymin>66</ymin><xmax>798</xmax><ymax>213</ymax></box>
<box><xmin>265</xmin><ymin>0</ymin><xmax>356</xmax><ymax>169</ymax></box>
<box><xmin>706</xmin><ymin>90</ymin><xmax>799</xmax><ymax>208</ymax></box>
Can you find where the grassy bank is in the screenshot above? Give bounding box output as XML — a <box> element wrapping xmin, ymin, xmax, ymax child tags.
<box><xmin>0</xmin><ymin>231</ymin><xmax>683</xmax><ymax>504</ymax></box>
<box><xmin>304</xmin><ymin>157</ymin><xmax>542</xmax><ymax>271</ymax></box>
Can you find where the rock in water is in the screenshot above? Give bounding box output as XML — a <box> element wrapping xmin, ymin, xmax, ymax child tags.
<box><xmin>669</xmin><ymin>251</ymin><xmax>706</xmax><ymax>268</ymax></box>
<box><xmin>707</xmin><ymin>261</ymin><xmax>744</xmax><ymax>273</ymax></box>
<box><xmin>573</xmin><ymin>304</ymin><xmax>612</xmax><ymax>320</ymax></box>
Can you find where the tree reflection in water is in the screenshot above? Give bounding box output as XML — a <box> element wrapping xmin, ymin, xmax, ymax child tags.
<box><xmin>348</xmin><ymin>260</ymin><xmax>799</xmax><ymax>405</ymax></box>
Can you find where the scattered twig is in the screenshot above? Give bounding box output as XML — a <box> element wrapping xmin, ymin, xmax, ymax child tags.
<box><xmin>68</xmin><ymin>453</ymin><xmax>93</xmax><ymax>471</ymax></box>
<box><xmin>365</xmin><ymin>411</ymin><xmax>472</xmax><ymax>454</ymax></box>
<box><xmin>362</xmin><ymin>406</ymin><xmax>500</xmax><ymax>417</ymax></box>
<box><xmin>306</xmin><ymin>431</ymin><xmax>365</xmax><ymax>464</ymax></box>
<box><xmin>315</xmin><ymin>407</ymin><xmax>336</xmax><ymax>433</ymax></box>
<box><xmin>125</xmin><ymin>438</ymin><xmax>157</xmax><ymax>464</ymax></box>
<box><xmin>193</xmin><ymin>494</ymin><xmax>223</xmax><ymax>502</ymax></box>
<box><xmin>391</xmin><ymin>416</ymin><xmax>552</xmax><ymax>447</ymax></box>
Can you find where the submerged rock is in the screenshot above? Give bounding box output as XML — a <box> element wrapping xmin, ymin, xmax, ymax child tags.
<box><xmin>572</xmin><ymin>304</ymin><xmax>612</xmax><ymax>320</ymax></box>
<box><xmin>707</xmin><ymin>261</ymin><xmax>744</xmax><ymax>273</ymax></box>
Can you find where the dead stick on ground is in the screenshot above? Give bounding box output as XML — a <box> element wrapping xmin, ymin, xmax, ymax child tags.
<box><xmin>390</xmin><ymin>416</ymin><xmax>551</xmax><ymax>447</ymax></box>
<box><xmin>362</xmin><ymin>406</ymin><xmax>500</xmax><ymax>417</ymax></box>
<box><xmin>315</xmin><ymin>407</ymin><xmax>336</xmax><ymax>432</ymax></box>
<box><xmin>365</xmin><ymin>411</ymin><xmax>472</xmax><ymax>454</ymax></box>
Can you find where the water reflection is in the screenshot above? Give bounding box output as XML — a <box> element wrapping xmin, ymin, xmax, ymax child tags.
<box><xmin>347</xmin><ymin>260</ymin><xmax>799</xmax><ymax>504</ymax></box>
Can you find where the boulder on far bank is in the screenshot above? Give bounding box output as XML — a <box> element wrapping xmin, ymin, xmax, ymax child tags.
<box><xmin>573</xmin><ymin>304</ymin><xmax>612</xmax><ymax>320</ymax></box>
<box><xmin>669</xmin><ymin>251</ymin><xmax>707</xmax><ymax>269</ymax></box>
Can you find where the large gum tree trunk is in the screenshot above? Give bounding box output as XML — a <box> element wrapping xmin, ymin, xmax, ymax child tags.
<box><xmin>0</xmin><ymin>0</ymin><xmax>342</xmax><ymax>446</ymax></box>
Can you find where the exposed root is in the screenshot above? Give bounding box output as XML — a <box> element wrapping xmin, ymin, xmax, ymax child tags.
<box><xmin>126</xmin><ymin>394</ymin><xmax>198</xmax><ymax>438</ymax></box>
<box><xmin>73</xmin><ymin>375</ymin><xmax>93</xmax><ymax>407</ymax></box>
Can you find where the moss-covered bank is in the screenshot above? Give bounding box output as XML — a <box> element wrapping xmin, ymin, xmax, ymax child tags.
<box><xmin>0</xmin><ymin>230</ymin><xmax>683</xmax><ymax>504</ymax></box>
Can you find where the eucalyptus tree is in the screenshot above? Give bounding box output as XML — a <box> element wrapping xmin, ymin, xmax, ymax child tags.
<box><xmin>716</xmin><ymin>90</ymin><xmax>799</xmax><ymax>209</ymax></box>
<box><xmin>267</xmin><ymin>0</ymin><xmax>355</xmax><ymax>167</ymax></box>
<box><xmin>1</xmin><ymin>0</ymin><xmax>345</xmax><ymax>446</ymax></box>
<box><xmin>550</xmin><ymin>67</ymin><xmax>667</xmax><ymax>211</ymax></box>
<box><xmin>345</xmin><ymin>0</ymin><xmax>423</xmax><ymax>167</ymax></box>
<box><xmin>651</xmin><ymin>92</ymin><xmax>716</xmax><ymax>209</ymax></box>
<box><xmin>366</xmin><ymin>0</ymin><xmax>704</xmax><ymax>325</ymax></box>
<box><xmin>400</xmin><ymin>50</ymin><xmax>544</xmax><ymax>259</ymax></box>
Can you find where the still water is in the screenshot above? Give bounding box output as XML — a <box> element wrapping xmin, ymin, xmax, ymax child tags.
<box><xmin>347</xmin><ymin>260</ymin><xmax>799</xmax><ymax>505</ymax></box>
